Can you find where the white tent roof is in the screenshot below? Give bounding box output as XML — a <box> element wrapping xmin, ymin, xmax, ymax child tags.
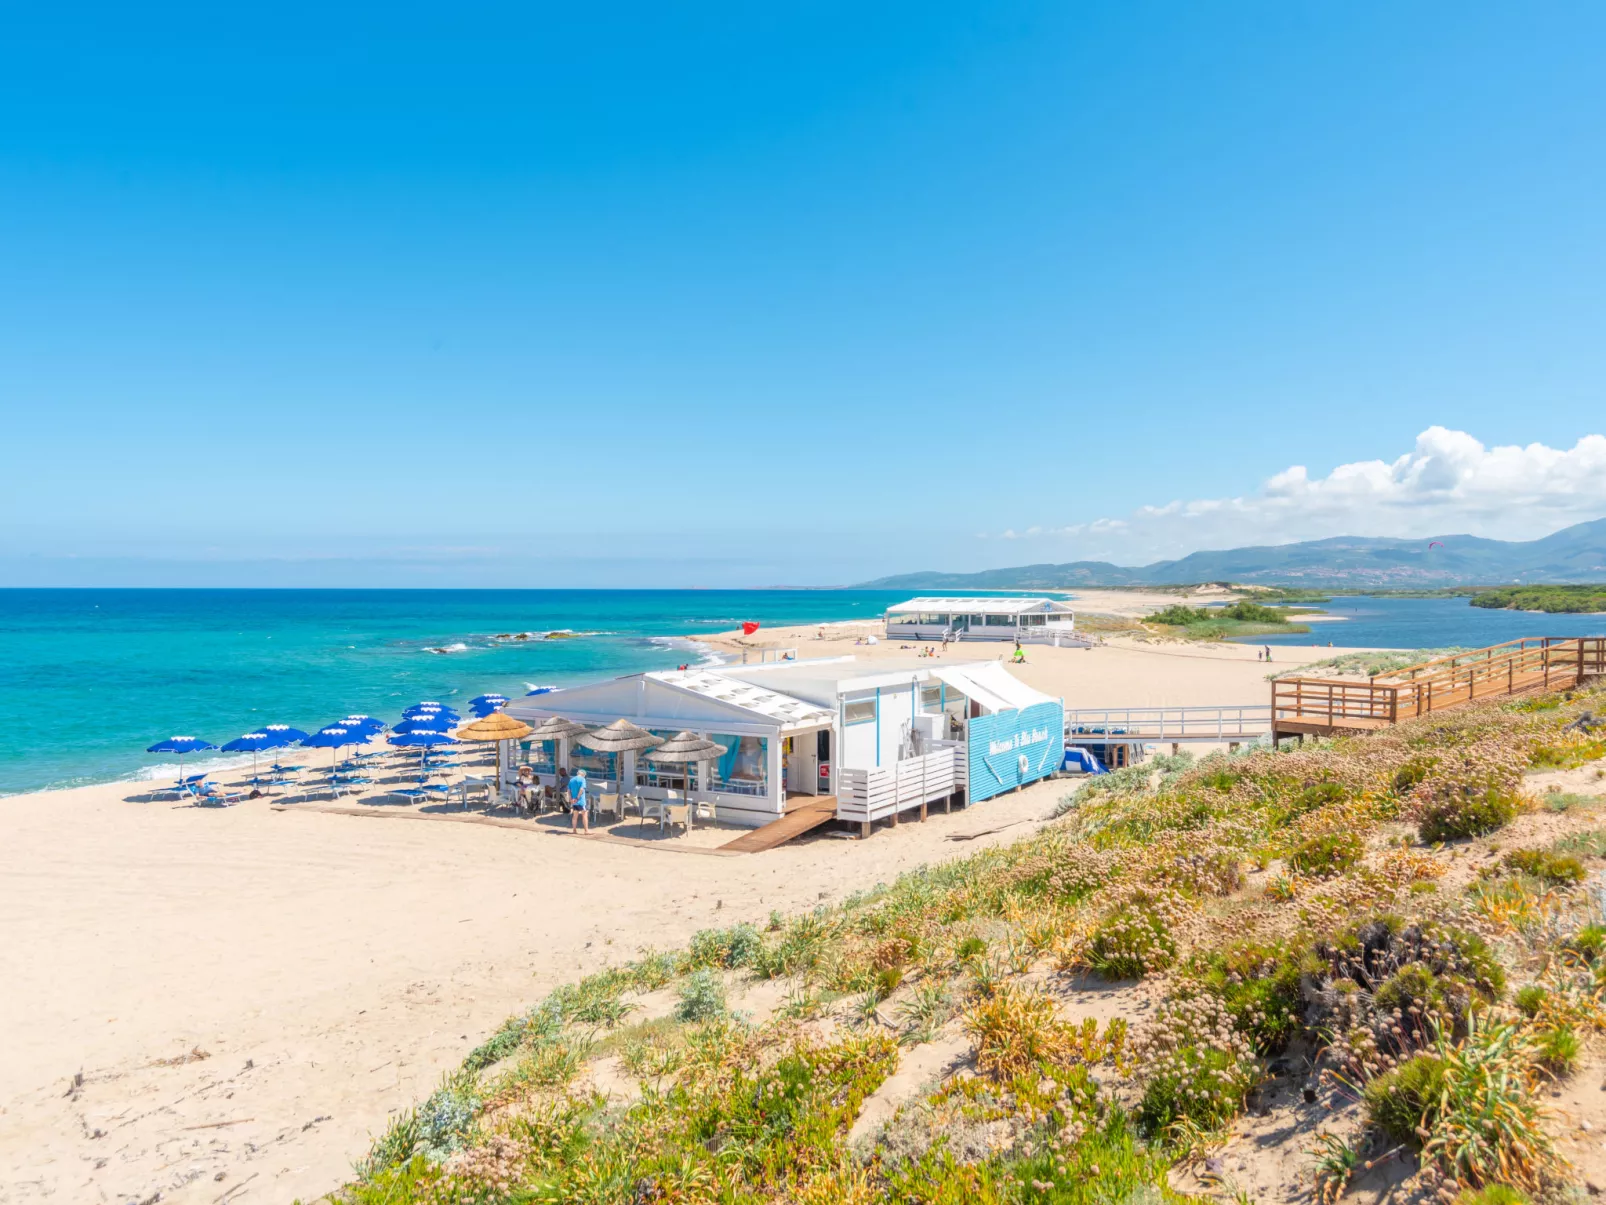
<box><xmin>503</xmin><ymin>669</ymin><xmax>833</xmax><ymax>736</ymax></box>
<box><xmin>930</xmin><ymin>662</ymin><xmax>1056</xmax><ymax>713</ymax></box>
<box><xmin>646</xmin><ymin>669</ymin><xmax>834</xmax><ymax>729</ymax></box>
<box><xmin>888</xmin><ymin>596</ymin><xmax>1073</xmax><ymax>615</ymax></box>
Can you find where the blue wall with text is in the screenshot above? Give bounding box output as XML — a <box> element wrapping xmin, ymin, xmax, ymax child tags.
<box><xmin>966</xmin><ymin>702</ymin><xmax>1065</xmax><ymax>803</ymax></box>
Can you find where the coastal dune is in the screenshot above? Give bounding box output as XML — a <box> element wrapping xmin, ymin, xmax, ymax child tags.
<box><xmin>0</xmin><ymin>629</ymin><xmax>1346</xmax><ymax>1204</ymax></box>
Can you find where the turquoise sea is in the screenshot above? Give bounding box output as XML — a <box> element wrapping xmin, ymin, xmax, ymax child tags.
<box><xmin>5</xmin><ymin>590</ymin><xmax>1602</xmax><ymax>796</ymax></box>
<box><xmin>0</xmin><ymin>589</ymin><xmax>911</xmax><ymax>795</ymax></box>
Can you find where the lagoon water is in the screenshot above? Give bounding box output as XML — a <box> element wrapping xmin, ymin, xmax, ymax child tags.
<box><xmin>1257</xmin><ymin>594</ymin><xmax>1606</xmax><ymax>650</ymax></box>
<box><xmin>0</xmin><ymin>589</ymin><xmax>909</xmax><ymax>795</ymax></box>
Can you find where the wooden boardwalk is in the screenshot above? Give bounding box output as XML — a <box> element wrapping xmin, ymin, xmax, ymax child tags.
<box><xmin>1273</xmin><ymin>635</ymin><xmax>1605</xmax><ymax>741</ymax></box>
<box><xmin>719</xmin><ymin>797</ymin><xmax>837</xmax><ymax>854</ymax></box>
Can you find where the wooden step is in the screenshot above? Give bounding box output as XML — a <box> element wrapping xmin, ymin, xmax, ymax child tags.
<box><xmin>719</xmin><ymin>798</ymin><xmax>837</xmax><ymax>854</ymax></box>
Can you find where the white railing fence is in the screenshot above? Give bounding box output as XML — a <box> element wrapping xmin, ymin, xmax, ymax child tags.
<box><xmin>836</xmin><ymin>745</ymin><xmax>961</xmax><ymax>825</ymax></box>
<box><xmin>1064</xmin><ymin>705</ymin><xmax>1272</xmax><ymax>744</ymax></box>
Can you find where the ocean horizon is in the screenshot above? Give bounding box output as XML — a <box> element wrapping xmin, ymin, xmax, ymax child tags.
<box><xmin>6</xmin><ymin>588</ymin><xmax>1605</xmax><ymax>797</ymax></box>
<box><xmin>0</xmin><ymin>588</ymin><xmax>921</xmax><ymax>795</ymax></box>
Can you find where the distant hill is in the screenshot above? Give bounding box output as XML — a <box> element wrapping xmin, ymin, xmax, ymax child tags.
<box><xmin>859</xmin><ymin>517</ymin><xmax>1606</xmax><ymax>590</ymax></box>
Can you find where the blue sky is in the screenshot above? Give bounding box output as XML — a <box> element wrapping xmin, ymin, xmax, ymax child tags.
<box><xmin>3</xmin><ymin>3</ymin><xmax>1605</xmax><ymax>586</ymax></box>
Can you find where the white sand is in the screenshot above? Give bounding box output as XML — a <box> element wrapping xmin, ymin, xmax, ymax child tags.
<box><xmin>697</xmin><ymin>617</ymin><xmax>1350</xmax><ymax>712</ymax></box>
<box><xmin>0</xmin><ymin>632</ymin><xmax>1353</xmax><ymax>1204</ymax></box>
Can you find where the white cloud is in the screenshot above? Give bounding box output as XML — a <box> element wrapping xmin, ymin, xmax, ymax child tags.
<box><xmin>984</xmin><ymin>428</ymin><xmax>1606</xmax><ymax>561</ymax></box>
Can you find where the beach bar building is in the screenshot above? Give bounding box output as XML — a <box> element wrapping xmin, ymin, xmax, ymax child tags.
<box><xmin>885</xmin><ymin>596</ymin><xmax>1084</xmax><ymax>645</ymax></box>
<box><xmin>502</xmin><ymin>657</ymin><xmax>1064</xmax><ymax>834</ymax></box>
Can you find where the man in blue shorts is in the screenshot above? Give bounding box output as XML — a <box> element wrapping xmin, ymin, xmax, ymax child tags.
<box><xmin>568</xmin><ymin>768</ymin><xmax>589</xmax><ymax>834</ymax></box>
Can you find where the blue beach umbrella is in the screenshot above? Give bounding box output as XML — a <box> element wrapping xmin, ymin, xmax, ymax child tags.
<box><xmin>469</xmin><ymin>694</ymin><xmax>509</xmax><ymax>706</ymax></box>
<box><xmin>389</xmin><ymin>728</ymin><xmax>460</xmax><ymax>774</ymax></box>
<box><xmin>393</xmin><ymin>716</ymin><xmax>454</xmax><ymax>734</ymax></box>
<box><xmin>222</xmin><ymin>730</ymin><xmax>292</xmax><ymax>782</ymax></box>
<box><xmin>339</xmin><ymin>715</ymin><xmax>389</xmax><ymax>734</ymax></box>
<box><xmin>389</xmin><ymin>731</ymin><xmax>459</xmax><ymax>747</ymax></box>
<box><xmin>525</xmin><ymin>686</ymin><xmax>555</xmax><ymax>697</ymax></box>
<box><xmin>145</xmin><ymin>735</ymin><xmax>218</xmax><ymax>785</ymax></box>
<box><xmin>262</xmin><ymin>724</ymin><xmax>309</xmax><ymax>743</ymax></box>
<box><xmin>403</xmin><ymin>704</ymin><xmax>460</xmax><ymax>721</ymax></box>
<box><xmin>302</xmin><ymin>725</ymin><xmax>372</xmax><ymax>773</ymax></box>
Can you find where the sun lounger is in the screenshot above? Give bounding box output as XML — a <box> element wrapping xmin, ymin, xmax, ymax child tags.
<box><xmin>195</xmin><ymin>782</ymin><xmax>246</xmax><ymax>806</ymax></box>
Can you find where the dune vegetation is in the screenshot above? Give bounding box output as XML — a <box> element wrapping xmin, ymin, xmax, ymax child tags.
<box><xmin>325</xmin><ymin>687</ymin><xmax>1606</xmax><ymax>1205</ymax></box>
<box><xmin>1142</xmin><ymin>600</ymin><xmax>1316</xmax><ymax>641</ymax></box>
<box><xmin>1470</xmin><ymin>585</ymin><xmax>1606</xmax><ymax>615</ymax></box>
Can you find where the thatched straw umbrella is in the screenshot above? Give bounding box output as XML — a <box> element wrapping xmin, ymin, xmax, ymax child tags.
<box><xmin>525</xmin><ymin>715</ymin><xmax>586</xmax><ymax>780</ymax></box>
<box><xmin>454</xmin><ymin>713</ymin><xmax>534</xmax><ymax>797</ymax></box>
<box><xmin>574</xmin><ymin>719</ymin><xmax>663</xmax><ymax>812</ymax></box>
<box><xmin>644</xmin><ymin>731</ymin><xmax>728</xmax><ymax>831</ymax></box>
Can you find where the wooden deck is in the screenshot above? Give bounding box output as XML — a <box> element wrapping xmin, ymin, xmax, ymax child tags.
<box><xmin>719</xmin><ymin>797</ymin><xmax>837</xmax><ymax>854</ymax></box>
<box><xmin>1273</xmin><ymin>636</ymin><xmax>1605</xmax><ymax>740</ymax></box>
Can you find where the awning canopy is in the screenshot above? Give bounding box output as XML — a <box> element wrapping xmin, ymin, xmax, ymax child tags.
<box><xmin>931</xmin><ymin>662</ymin><xmax>1056</xmax><ymax>714</ymax></box>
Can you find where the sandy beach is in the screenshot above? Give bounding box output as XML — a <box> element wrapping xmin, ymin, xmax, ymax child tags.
<box><xmin>0</xmin><ymin>627</ymin><xmax>1350</xmax><ymax>1205</ymax></box>
<box><xmin>693</xmin><ymin>609</ymin><xmax>1353</xmax><ymax>717</ymax></box>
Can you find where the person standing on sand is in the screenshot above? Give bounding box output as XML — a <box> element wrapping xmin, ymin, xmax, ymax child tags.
<box><xmin>568</xmin><ymin>768</ymin><xmax>589</xmax><ymax>833</ymax></box>
<box><xmin>1264</xmin><ymin>645</ymin><xmax>1272</xmax><ymax>662</ymax></box>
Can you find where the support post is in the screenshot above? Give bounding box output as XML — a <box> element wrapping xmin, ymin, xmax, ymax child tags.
<box><xmin>860</xmin><ymin>819</ymin><xmax>870</xmax><ymax>840</ymax></box>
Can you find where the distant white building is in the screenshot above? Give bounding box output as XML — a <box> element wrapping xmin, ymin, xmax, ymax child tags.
<box><xmin>885</xmin><ymin>596</ymin><xmax>1082</xmax><ymax>644</ymax></box>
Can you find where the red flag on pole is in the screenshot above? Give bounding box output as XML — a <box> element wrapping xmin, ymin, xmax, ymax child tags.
<box><xmin>741</xmin><ymin>621</ymin><xmax>761</xmax><ymax>636</ymax></box>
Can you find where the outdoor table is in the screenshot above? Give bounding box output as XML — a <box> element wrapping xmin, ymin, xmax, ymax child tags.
<box><xmin>457</xmin><ymin>775</ymin><xmax>493</xmax><ymax>810</ymax></box>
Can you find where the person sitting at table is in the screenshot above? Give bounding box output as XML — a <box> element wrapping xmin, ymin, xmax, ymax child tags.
<box><xmin>515</xmin><ymin>765</ymin><xmax>536</xmax><ymax>811</ymax></box>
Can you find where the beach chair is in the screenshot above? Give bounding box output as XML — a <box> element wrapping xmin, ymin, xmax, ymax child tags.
<box><xmin>661</xmin><ymin>801</ymin><xmax>691</xmax><ymax>835</ymax></box>
<box><xmin>596</xmin><ymin>792</ymin><xmax>620</xmax><ymax>823</ymax></box>
<box><xmin>387</xmin><ymin>786</ymin><xmax>428</xmax><ymax>804</ymax></box>
<box><xmin>195</xmin><ymin>782</ymin><xmax>246</xmax><ymax>806</ymax></box>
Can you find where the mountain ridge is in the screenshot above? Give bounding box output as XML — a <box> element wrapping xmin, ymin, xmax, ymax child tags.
<box><xmin>857</xmin><ymin>516</ymin><xmax>1606</xmax><ymax>589</ymax></box>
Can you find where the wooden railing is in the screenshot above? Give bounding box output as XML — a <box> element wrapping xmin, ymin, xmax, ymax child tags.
<box><xmin>1273</xmin><ymin>636</ymin><xmax>1606</xmax><ymax>735</ymax></box>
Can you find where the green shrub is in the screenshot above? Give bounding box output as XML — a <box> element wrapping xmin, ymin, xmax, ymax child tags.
<box><xmin>1542</xmin><ymin>791</ymin><xmax>1594</xmax><ymax>813</ymax></box>
<box><xmin>675</xmin><ymin>969</ymin><xmax>727</xmax><ymax>1022</ymax></box>
<box><xmin>1364</xmin><ymin>1053</ymin><xmax>1446</xmax><ymax>1147</ymax></box>
<box><xmin>1536</xmin><ymin>1023</ymin><xmax>1581</xmax><ymax>1075</ymax></box>
<box><xmin>1442</xmin><ymin>928</ymin><xmax>1506</xmax><ymax>1001</ymax></box>
<box><xmin>1394</xmin><ymin>758</ymin><xmax>1436</xmax><ymax>793</ymax></box>
<box><xmin>1565</xmin><ymin>924</ymin><xmax>1606</xmax><ymax>963</ymax></box>
<box><xmin>1418</xmin><ymin>785</ymin><xmax>1520</xmax><ymax>843</ymax></box>
<box><xmin>1137</xmin><ymin>1042</ymin><xmax>1253</xmax><ymax>1132</ymax></box>
<box><xmin>1146</xmin><ymin>604</ymin><xmax>1211</xmax><ymax>626</ymax></box>
<box><xmin>1374</xmin><ymin>964</ymin><xmax>1439</xmax><ymax>1016</ymax></box>
<box><xmin>687</xmin><ymin>921</ymin><xmax>763</xmax><ymax>969</ymax></box>
<box><xmin>1195</xmin><ymin>940</ymin><xmax>1305</xmax><ymax>1053</ymax></box>
<box><xmin>1513</xmin><ymin>985</ymin><xmax>1548</xmax><ymax>1018</ymax></box>
<box><xmin>1552</xmin><ymin>828</ymin><xmax>1606</xmax><ymax>858</ymax></box>
<box><xmin>1288</xmin><ymin>831</ymin><xmax>1364</xmax><ymax>877</ymax></box>
<box><xmin>1217</xmin><ymin>600</ymin><xmax>1292</xmax><ymax>623</ymax></box>
<box><xmin>954</xmin><ymin>935</ymin><xmax>987</xmax><ymax>964</ymax></box>
<box><xmin>1294</xmin><ymin>779</ymin><xmax>1351</xmax><ymax>814</ymax></box>
<box><xmin>1454</xmin><ymin>1187</ymin><xmax>1531</xmax><ymax>1205</ymax></box>
<box><xmin>1089</xmin><ymin>904</ymin><xmax>1175</xmax><ymax>980</ymax></box>
<box><xmin>1500</xmin><ymin>848</ymin><xmax>1586</xmax><ymax>885</ymax></box>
